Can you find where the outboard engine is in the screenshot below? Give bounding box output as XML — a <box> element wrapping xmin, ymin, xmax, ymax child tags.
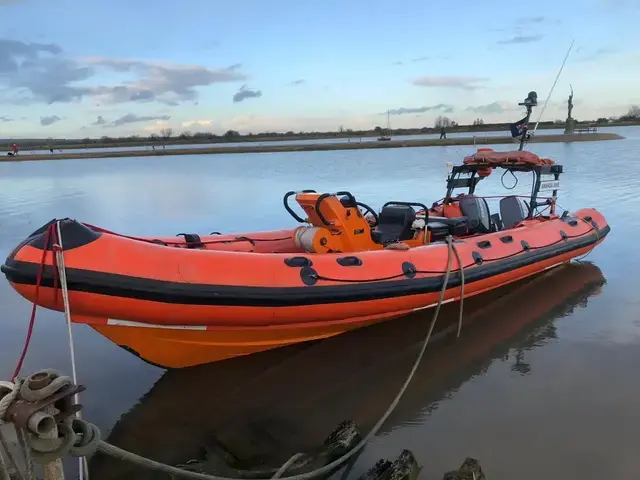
<box><xmin>458</xmin><ymin>195</ymin><xmax>492</xmax><ymax>234</ymax></box>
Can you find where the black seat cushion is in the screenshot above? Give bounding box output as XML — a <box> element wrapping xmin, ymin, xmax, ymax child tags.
<box><xmin>427</xmin><ymin>216</ymin><xmax>469</xmax><ymax>241</ymax></box>
<box><xmin>371</xmin><ymin>205</ymin><xmax>416</xmax><ymax>245</ymax></box>
<box><xmin>427</xmin><ymin>216</ymin><xmax>469</xmax><ymax>235</ymax></box>
<box><xmin>459</xmin><ymin>196</ymin><xmax>492</xmax><ymax>233</ymax></box>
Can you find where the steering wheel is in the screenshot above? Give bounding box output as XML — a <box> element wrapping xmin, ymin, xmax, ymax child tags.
<box><xmin>356</xmin><ymin>201</ymin><xmax>379</xmax><ymax>227</ymax></box>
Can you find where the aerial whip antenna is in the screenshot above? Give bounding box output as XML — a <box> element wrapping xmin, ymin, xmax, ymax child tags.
<box><xmin>532</xmin><ymin>39</ymin><xmax>575</xmax><ymax>134</ymax></box>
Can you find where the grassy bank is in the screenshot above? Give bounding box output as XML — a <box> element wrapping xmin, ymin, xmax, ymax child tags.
<box><xmin>2</xmin><ymin>132</ymin><xmax>625</xmax><ymax>163</ymax></box>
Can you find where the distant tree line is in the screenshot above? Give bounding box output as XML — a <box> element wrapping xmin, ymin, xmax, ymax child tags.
<box><xmin>594</xmin><ymin>105</ymin><xmax>640</xmax><ymax>124</ymax></box>
<box><xmin>5</xmin><ymin>105</ymin><xmax>639</xmax><ymax>150</ymax></box>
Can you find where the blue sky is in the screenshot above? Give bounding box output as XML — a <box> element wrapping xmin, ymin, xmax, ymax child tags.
<box><xmin>0</xmin><ymin>0</ymin><xmax>638</xmax><ymax>138</ymax></box>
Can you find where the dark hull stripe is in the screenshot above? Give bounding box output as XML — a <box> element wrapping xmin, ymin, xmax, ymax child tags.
<box><xmin>1</xmin><ymin>225</ymin><xmax>609</xmax><ymax>307</ymax></box>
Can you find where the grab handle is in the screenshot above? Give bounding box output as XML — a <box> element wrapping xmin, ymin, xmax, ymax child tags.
<box><xmin>283</xmin><ymin>190</ymin><xmax>316</xmax><ymax>223</ymax></box>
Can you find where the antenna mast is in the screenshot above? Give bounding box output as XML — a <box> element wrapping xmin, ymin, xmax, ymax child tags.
<box><xmin>532</xmin><ymin>39</ymin><xmax>575</xmax><ymax>134</ymax></box>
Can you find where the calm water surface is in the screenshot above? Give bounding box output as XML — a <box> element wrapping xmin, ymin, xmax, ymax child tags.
<box><xmin>1</xmin><ymin>129</ymin><xmax>639</xmax><ymax>479</ymax></box>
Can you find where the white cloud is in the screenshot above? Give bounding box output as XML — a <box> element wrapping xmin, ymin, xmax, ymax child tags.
<box><xmin>142</xmin><ymin>119</ymin><xmax>171</xmax><ymax>132</ymax></box>
<box><xmin>387</xmin><ymin>104</ymin><xmax>453</xmax><ymax>115</ymax></box>
<box><xmin>107</xmin><ymin>113</ymin><xmax>171</xmax><ymax>128</ymax></box>
<box><xmin>412</xmin><ymin>76</ymin><xmax>489</xmax><ymax>90</ymax></box>
<box><xmin>465</xmin><ymin>102</ymin><xmax>512</xmax><ymax>115</ymax></box>
<box><xmin>0</xmin><ymin>40</ymin><xmax>248</xmax><ymax>107</ymax></box>
<box><xmin>181</xmin><ymin>119</ymin><xmax>212</xmax><ymax>128</ymax></box>
<box><xmin>219</xmin><ymin>113</ymin><xmax>378</xmax><ymax>133</ymax></box>
<box><xmin>40</xmin><ymin>115</ymin><xmax>62</xmax><ymax>126</ymax></box>
<box><xmin>85</xmin><ymin>58</ymin><xmax>247</xmax><ymax>106</ymax></box>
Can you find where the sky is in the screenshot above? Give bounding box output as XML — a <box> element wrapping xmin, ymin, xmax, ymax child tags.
<box><xmin>0</xmin><ymin>0</ymin><xmax>638</xmax><ymax>139</ymax></box>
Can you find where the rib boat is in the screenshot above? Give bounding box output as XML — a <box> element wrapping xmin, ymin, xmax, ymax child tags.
<box><xmin>1</xmin><ymin>148</ymin><xmax>609</xmax><ymax>368</ymax></box>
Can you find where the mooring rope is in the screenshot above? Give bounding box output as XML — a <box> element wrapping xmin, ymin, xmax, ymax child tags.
<box><xmin>452</xmin><ymin>241</ymin><xmax>465</xmax><ymax>339</ymax></box>
<box><xmin>0</xmin><ymin>378</ymin><xmax>32</xmax><ymax>480</ymax></box>
<box><xmin>97</xmin><ymin>236</ymin><xmax>464</xmax><ymax>479</ymax></box>
<box><xmin>1</xmin><ymin>232</ymin><xmax>465</xmax><ymax>480</ymax></box>
<box><xmin>54</xmin><ymin>220</ymin><xmax>88</xmax><ymax>480</ymax></box>
<box><xmin>270</xmin><ymin>453</ymin><xmax>308</xmax><ymax>479</ymax></box>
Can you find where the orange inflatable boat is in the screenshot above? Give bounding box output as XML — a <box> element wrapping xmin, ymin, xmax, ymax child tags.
<box><xmin>2</xmin><ymin>149</ymin><xmax>610</xmax><ymax>368</ymax></box>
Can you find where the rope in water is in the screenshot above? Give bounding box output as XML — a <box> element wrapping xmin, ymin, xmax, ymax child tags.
<box><xmin>3</xmin><ymin>220</ymin><xmax>465</xmax><ymax>480</ymax></box>
<box><xmin>54</xmin><ymin>221</ymin><xmax>89</xmax><ymax>480</ymax></box>
<box><xmin>97</xmin><ymin>235</ymin><xmax>462</xmax><ymax>480</ymax></box>
<box><xmin>10</xmin><ymin>224</ymin><xmax>54</xmax><ymax>382</ymax></box>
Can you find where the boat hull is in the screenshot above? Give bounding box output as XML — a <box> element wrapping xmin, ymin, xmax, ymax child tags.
<box><xmin>93</xmin><ymin>245</ymin><xmax>585</xmax><ymax>368</ymax></box>
<box><xmin>1</xmin><ymin>209</ymin><xmax>609</xmax><ymax>368</ymax></box>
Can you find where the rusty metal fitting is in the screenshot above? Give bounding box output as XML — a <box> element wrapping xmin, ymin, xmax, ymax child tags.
<box><xmin>26</xmin><ymin>410</ymin><xmax>56</xmax><ymax>436</ymax></box>
<box><xmin>27</xmin><ymin>371</ymin><xmax>54</xmax><ymax>391</ymax></box>
<box><xmin>4</xmin><ymin>369</ymin><xmax>85</xmax><ymax>431</ymax></box>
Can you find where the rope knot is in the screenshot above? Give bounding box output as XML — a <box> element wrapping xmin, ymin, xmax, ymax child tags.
<box><xmin>384</xmin><ymin>242</ymin><xmax>410</xmax><ymax>251</ymax></box>
<box><xmin>0</xmin><ymin>379</ymin><xmax>22</xmax><ymax>425</ymax></box>
<box><xmin>1</xmin><ymin>370</ymin><xmax>100</xmax><ymax>465</ymax></box>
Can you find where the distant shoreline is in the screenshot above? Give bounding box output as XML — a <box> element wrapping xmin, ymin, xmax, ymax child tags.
<box><xmin>4</xmin><ymin>121</ymin><xmax>639</xmax><ymax>152</ymax></box>
<box><xmin>0</xmin><ymin>132</ymin><xmax>625</xmax><ymax>163</ymax></box>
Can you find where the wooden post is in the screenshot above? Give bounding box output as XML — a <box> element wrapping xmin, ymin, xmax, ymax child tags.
<box><xmin>41</xmin><ymin>406</ymin><xmax>64</xmax><ymax>480</ymax></box>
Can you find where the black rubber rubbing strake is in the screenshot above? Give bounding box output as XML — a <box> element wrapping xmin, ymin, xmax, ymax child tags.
<box><xmin>284</xmin><ymin>257</ymin><xmax>313</xmax><ymax>268</ymax></box>
<box><xmin>472</xmin><ymin>251</ymin><xmax>483</xmax><ymax>265</ymax></box>
<box><xmin>336</xmin><ymin>256</ymin><xmax>363</xmax><ymax>267</ymax></box>
<box><xmin>499</xmin><ymin>235</ymin><xmax>513</xmax><ymax>244</ymax></box>
<box><xmin>402</xmin><ymin>262</ymin><xmax>416</xmax><ymax>279</ymax></box>
<box><xmin>1</xmin><ymin>225</ymin><xmax>610</xmax><ymax>307</ymax></box>
<box><xmin>476</xmin><ymin>240</ymin><xmax>492</xmax><ymax>249</ymax></box>
<box><xmin>300</xmin><ymin>267</ymin><xmax>318</xmax><ymax>286</ymax></box>
<box><xmin>521</xmin><ymin>240</ymin><xmax>531</xmax><ymax>251</ymax></box>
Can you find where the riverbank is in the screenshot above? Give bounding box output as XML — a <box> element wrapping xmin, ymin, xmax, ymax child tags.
<box><xmin>7</xmin><ymin>120</ymin><xmax>639</xmax><ymax>151</ymax></box>
<box><xmin>2</xmin><ymin>132</ymin><xmax>625</xmax><ymax>162</ymax></box>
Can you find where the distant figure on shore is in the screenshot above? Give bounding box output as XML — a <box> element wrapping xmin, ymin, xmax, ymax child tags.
<box><xmin>439</xmin><ymin>127</ymin><xmax>447</xmax><ymax>140</ymax></box>
<box><xmin>50</xmin><ymin>148</ymin><xmax>54</xmax><ymax>153</ymax></box>
<box><xmin>12</xmin><ymin>143</ymin><xmax>18</xmax><ymax>156</ymax></box>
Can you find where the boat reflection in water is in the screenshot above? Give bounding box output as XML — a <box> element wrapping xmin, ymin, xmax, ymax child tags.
<box><xmin>89</xmin><ymin>261</ymin><xmax>605</xmax><ymax>480</ymax></box>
